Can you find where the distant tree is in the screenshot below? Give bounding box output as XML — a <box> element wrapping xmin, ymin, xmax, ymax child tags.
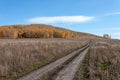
<box><xmin>0</xmin><ymin>24</ymin><xmax>92</xmax><ymax>39</ymax></box>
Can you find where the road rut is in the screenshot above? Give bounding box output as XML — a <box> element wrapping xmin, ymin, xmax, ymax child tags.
<box><xmin>17</xmin><ymin>44</ymin><xmax>89</xmax><ymax>80</ymax></box>
<box><xmin>55</xmin><ymin>47</ymin><xmax>89</xmax><ymax>80</ymax></box>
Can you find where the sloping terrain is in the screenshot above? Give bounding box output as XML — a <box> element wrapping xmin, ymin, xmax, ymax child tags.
<box><xmin>0</xmin><ymin>24</ymin><xmax>98</xmax><ymax>39</ymax></box>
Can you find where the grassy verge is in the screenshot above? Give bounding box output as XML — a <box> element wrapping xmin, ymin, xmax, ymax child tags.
<box><xmin>76</xmin><ymin>49</ymin><xmax>89</xmax><ymax>80</ymax></box>
<box><xmin>77</xmin><ymin>39</ymin><xmax>120</xmax><ymax>80</ymax></box>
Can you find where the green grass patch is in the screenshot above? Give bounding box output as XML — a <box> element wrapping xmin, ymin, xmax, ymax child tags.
<box><xmin>99</xmin><ymin>63</ymin><xmax>110</xmax><ymax>70</ymax></box>
<box><xmin>76</xmin><ymin>50</ymin><xmax>89</xmax><ymax>80</ymax></box>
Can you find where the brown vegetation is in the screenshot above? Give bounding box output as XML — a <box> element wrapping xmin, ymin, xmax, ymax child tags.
<box><xmin>0</xmin><ymin>24</ymin><xmax>96</xmax><ymax>39</ymax></box>
<box><xmin>77</xmin><ymin>39</ymin><xmax>120</xmax><ymax>80</ymax></box>
<box><xmin>0</xmin><ymin>39</ymin><xmax>87</xmax><ymax>80</ymax></box>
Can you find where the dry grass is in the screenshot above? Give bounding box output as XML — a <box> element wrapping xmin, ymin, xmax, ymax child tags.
<box><xmin>77</xmin><ymin>39</ymin><xmax>120</xmax><ymax>80</ymax></box>
<box><xmin>0</xmin><ymin>39</ymin><xmax>87</xmax><ymax>80</ymax></box>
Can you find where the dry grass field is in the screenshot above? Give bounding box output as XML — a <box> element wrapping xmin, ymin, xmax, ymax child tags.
<box><xmin>0</xmin><ymin>39</ymin><xmax>87</xmax><ymax>80</ymax></box>
<box><xmin>77</xmin><ymin>38</ymin><xmax>120</xmax><ymax>80</ymax></box>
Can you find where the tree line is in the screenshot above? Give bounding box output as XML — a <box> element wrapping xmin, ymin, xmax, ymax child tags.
<box><xmin>0</xmin><ymin>24</ymin><xmax>81</xmax><ymax>39</ymax></box>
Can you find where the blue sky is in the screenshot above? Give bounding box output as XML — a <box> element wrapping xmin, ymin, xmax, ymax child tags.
<box><xmin>0</xmin><ymin>0</ymin><xmax>120</xmax><ymax>39</ymax></box>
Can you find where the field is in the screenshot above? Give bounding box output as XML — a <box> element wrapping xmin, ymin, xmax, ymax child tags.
<box><xmin>0</xmin><ymin>39</ymin><xmax>87</xmax><ymax>80</ymax></box>
<box><xmin>77</xmin><ymin>38</ymin><xmax>120</xmax><ymax>80</ymax></box>
<box><xmin>1</xmin><ymin>38</ymin><xmax>120</xmax><ymax>80</ymax></box>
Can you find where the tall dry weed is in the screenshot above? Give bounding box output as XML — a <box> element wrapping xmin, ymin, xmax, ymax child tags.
<box><xmin>0</xmin><ymin>39</ymin><xmax>87</xmax><ymax>79</ymax></box>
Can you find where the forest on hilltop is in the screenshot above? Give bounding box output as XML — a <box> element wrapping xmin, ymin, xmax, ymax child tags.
<box><xmin>0</xmin><ymin>24</ymin><xmax>96</xmax><ymax>39</ymax></box>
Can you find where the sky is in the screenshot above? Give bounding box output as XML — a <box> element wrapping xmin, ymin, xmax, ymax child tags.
<box><xmin>0</xmin><ymin>0</ymin><xmax>120</xmax><ymax>39</ymax></box>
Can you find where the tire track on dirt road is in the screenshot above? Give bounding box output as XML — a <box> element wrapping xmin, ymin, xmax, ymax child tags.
<box><xmin>54</xmin><ymin>46</ymin><xmax>89</xmax><ymax>80</ymax></box>
<box><xmin>17</xmin><ymin>43</ymin><xmax>89</xmax><ymax>80</ymax></box>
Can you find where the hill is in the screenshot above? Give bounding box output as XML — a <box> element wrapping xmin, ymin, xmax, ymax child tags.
<box><xmin>0</xmin><ymin>24</ymin><xmax>98</xmax><ymax>39</ymax></box>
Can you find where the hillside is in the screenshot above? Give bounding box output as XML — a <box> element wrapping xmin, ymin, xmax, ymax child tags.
<box><xmin>0</xmin><ymin>24</ymin><xmax>98</xmax><ymax>39</ymax></box>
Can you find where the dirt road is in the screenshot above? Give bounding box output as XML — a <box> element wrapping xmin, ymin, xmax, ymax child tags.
<box><xmin>55</xmin><ymin>46</ymin><xmax>89</xmax><ymax>80</ymax></box>
<box><xmin>17</xmin><ymin>44</ymin><xmax>89</xmax><ymax>80</ymax></box>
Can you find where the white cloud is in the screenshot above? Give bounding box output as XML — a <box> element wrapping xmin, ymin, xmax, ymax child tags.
<box><xmin>114</xmin><ymin>32</ymin><xmax>120</xmax><ymax>35</ymax></box>
<box><xmin>112</xmin><ymin>36</ymin><xmax>120</xmax><ymax>39</ymax></box>
<box><xmin>28</xmin><ymin>16</ymin><xmax>95</xmax><ymax>24</ymax></box>
<box><xmin>111</xmin><ymin>28</ymin><xmax>120</xmax><ymax>30</ymax></box>
<box><xmin>106</xmin><ymin>12</ymin><xmax>120</xmax><ymax>16</ymax></box>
